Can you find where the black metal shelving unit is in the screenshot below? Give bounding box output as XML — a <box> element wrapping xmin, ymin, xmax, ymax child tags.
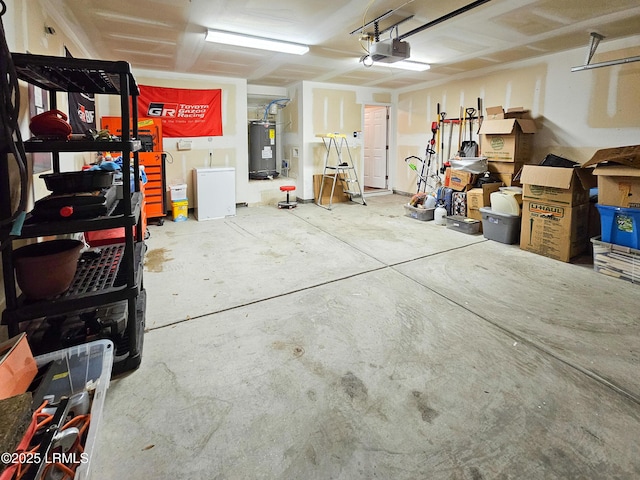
<box><xmin>0</xmin><ymin>53</ymin><xmax>147</xmax><ymax>375</ymax></box>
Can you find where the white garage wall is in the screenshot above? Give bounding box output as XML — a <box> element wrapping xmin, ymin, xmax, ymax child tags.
<box><xmin>97</xmin><ymin>69</ymin><xmax>248</xmax><ymax>209</ymax></box>
<box><xmin>395</xmin><ymin>35</ymin><xmax>640</xmax><ymax>195</ymax></box>
<box><xmin>291</xmin><ymin>81</ymin><xmax>393</xmax><ymax>201</ymax></box>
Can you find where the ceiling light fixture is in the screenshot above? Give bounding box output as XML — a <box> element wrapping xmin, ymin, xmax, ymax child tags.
<box><xmin>360</xmin><ymin>54</ymin><xmax>374</xmax><ymax>67</ymax></box>
<box><xmin>378</xmin><ymin>60</ymin><xmax>431</xmax><ymax>72</ymax></box>
<box><xmin>205</xmin><ymin>29</ymin><xmax>309</xmax><ymax>55</ymax></box>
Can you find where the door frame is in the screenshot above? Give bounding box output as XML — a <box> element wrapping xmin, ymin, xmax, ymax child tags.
<box><xmin>363</xmin><ymin>104</ymin><xmax>390</xmax><ymax>192</ymax></box>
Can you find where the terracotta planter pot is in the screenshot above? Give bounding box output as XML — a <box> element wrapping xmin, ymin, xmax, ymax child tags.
<box><xmin>13</xmin><ymin>239</ymin><xmax>83</xmax><ymax>300</ymax></box>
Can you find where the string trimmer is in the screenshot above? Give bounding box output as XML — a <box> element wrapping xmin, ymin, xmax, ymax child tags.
<box><xmin>405</xmin><ymin>121</ymin><xmax>439</xmax><ymax>193</ymax></box>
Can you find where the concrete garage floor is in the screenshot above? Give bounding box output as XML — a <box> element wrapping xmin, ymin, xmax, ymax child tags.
<box><xmin>92</xmin><ymin>194</ymin><xmax>640</xmax><ymax>479</ymax></box>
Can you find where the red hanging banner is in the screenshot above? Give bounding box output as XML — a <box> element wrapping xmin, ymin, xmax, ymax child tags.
<box><xmin>138</xmin><ymin>85</ymin><xmax>222</xmax><ymax>138</ymax></box>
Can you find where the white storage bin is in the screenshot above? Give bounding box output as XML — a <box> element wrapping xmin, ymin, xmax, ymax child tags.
<box><xmin>169</xmin><ymin>183</ymin><xmax>187</xmax><ymax>201</ymax></box>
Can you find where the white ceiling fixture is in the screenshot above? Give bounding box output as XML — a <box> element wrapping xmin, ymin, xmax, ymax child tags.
<box><xmin>354</xmin><ymin>0</ymin><xmax>493</xmax><ymax>72</ymax></box>
<box><xmin>353</xmin><ymin>17</ymin><xmax>415</xmax><ymax>66</ymax></box>
<box><xmin>380</xmin><ymin>60</ymin><xmax>430</xmax><ymax>72</ymax></box>
<box><xmin>205</xmin><ymin>29</ymin><xmax>309</xmax><ymax>55</ymax></box>
<box><xmin>359</xmin><ymin>55</ymin><xmax>431</xmax><ymax>72</ymax></box>
<box><xmin>359</xmin><ymin>55</ymin><xmax>430</xmax><ymax>71</ymax></box>
<box><xmin>360</xmin><ymin>54</ymin><xmax>374</xmax><ymax>67</ymax></box>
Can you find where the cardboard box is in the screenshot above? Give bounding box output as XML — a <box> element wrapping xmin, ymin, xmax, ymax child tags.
<box><xmin>485</xmin><ymin>106</ymin><xmax>506</xmax><ymax>121</ymax></box>
<box><xmin>313</xmin><ymin>174</ymin><xmax>349</xmax><ymax>204</ymax></box>
<box><xmin>520</xmin><ymin>165</ymin><xmax>594</xmax><ymax>206</ymax></box>
<box><xmin>466</xmin><ymin>183</ymin><xmax>502</xmax><ymax>211</ymax></box>
<box><xmin>485</xmin><ymin>106</ymin><xmax>530</xmax><ymax>120</ymax></box>
<box><xmin>590</xmin><ymin>166</ymin><xmax>640</xmax><ymax>208</ymax></box>
<box><xmin>448</xmin><ymin>169</ymin><xmax>477</xmax><ymax>191</ymax></box>
<box><xmin>488</xmin><ymin>161</ymin><xmax>525</xmax><ymax>174</ymax></box>
<box><xmin>466</xmin><ymin>190</ymin><xmax>485</xmax><ymax>212</ymax></box>
<box><xmin>582</xmin><ymin>145</ymin><xmax>640</xmax><ymax>168</ymax></box>
<box><xmin>504</xmin><ymin>107</ymin><xmax>530</xmax><ymax>119</ymax></box>
<box><xmin>519</xmin><ymin>164</ymin><xmax>594</xmax><ymax>261</ymax></box>
<box><xmin>0</xmin><ymin>333</ymin><xmax>38</xmax><ymax>400</ymax></box>
<box><xmin>494</xmin><ymin>172</ymin><xmax>521</xmax><ymax>187</ymax></box>
<box><xmin>582</xmin><ymin>145</ymin><xmax>640</xmax><ymax>208</ymax></box>
<box><xmin>520</xmin><ymin>201</ymin><xmax>590</xmax><ymax>262</ymax></box>
<box><xmin>466</xmin><ymin>183</ymin><xmax>501</xmax><ymax>230</ymax></box>
<box><xmin>478</xmin><ymin>107</ymin><xmax>537</xmax><ymax>163</ymax></box>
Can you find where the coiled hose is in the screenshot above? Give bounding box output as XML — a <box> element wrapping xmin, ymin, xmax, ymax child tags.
<box><xmin>0</xmin><ymin>0</ymin><xmax>29</xmax><ymax>234</ymax></box>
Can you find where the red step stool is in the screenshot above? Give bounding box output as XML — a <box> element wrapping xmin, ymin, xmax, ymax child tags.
<box><xmin>278</xmin><ymin>185</ymin><xmax>297</xmax><ymax>209</ymax></box>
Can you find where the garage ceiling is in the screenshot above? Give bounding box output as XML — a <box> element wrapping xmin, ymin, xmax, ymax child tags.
<box><xmin>44</xmin><ymin>0</ymin><xmax>640</xmax><ymax>89</ymax></box>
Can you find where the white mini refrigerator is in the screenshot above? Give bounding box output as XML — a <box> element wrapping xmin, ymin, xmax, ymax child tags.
<box><xmin>192</xmin><ymin>167</ymin><xmax>236</xmax><ymax>220</ymax></box>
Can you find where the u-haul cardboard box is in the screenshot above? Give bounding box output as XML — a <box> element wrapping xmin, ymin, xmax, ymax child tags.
<box><xmin>520</xmin><ymin>165</ymin><xmax>593</xmax><ymax>206</ymax></box>
<box><xmin>520</xmin><ymin>201</ymin><xmax>590</xmax><ymax>262</ymax></box>
<box><xmin>519</xmin><ymin>165</ymin><xmax>595</xmax><ymax>262</ymax></box>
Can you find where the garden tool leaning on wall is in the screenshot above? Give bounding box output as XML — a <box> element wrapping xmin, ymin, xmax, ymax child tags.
<box><xmin>404</xmin><ymin>121</ymin><xmax>439</xmax><ymax>193</ymax></box>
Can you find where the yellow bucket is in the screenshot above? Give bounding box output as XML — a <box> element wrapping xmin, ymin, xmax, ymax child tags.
<box><xmin>172</xmin><ymin>200</ymin><xmax>188</xmax><ymax>222</ymax></box>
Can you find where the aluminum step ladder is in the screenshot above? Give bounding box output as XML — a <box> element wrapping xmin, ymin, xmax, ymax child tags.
<box><xmin>316</xmin><ymin>133</ymin><xmax>366</xmax><ymax>210</ymax></box>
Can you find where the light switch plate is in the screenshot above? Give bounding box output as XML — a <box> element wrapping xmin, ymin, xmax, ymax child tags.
<box><xmin>177</xmin><ymin>139</ymin><xmax>192</xmax><ymax>151</ymax></box>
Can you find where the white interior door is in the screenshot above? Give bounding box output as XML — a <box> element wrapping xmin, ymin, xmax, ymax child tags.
<box><xmin>364</xmin><ymin>106</ymin><xmax>388</xmax><ymax>189</ymax></box>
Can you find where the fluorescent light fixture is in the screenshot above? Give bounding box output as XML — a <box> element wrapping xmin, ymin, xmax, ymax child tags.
<box><xmin>205</xmin><ymin>29</ymin><xmax>309</xmax><ymax>55</ymax></box>
<box><xmin>381</xmin><ymin>60</ymin><xmax>431</xmax><ymax>72</ymax></box>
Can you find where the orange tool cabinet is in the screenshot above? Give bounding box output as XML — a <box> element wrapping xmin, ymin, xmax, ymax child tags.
<box><xmin>84</xmin><ymin>181</ymin><xmax>147</xmax><ymax>247</ymax></box>
<box><xmin>100</xmin><ymin>116</ymin><xmax>167</xmax><ymax>224</ymax></box>
<box><xmin>138</xmin><ymin>151</ymin><xmax>165</xmax><ymax>220</ymax></box>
